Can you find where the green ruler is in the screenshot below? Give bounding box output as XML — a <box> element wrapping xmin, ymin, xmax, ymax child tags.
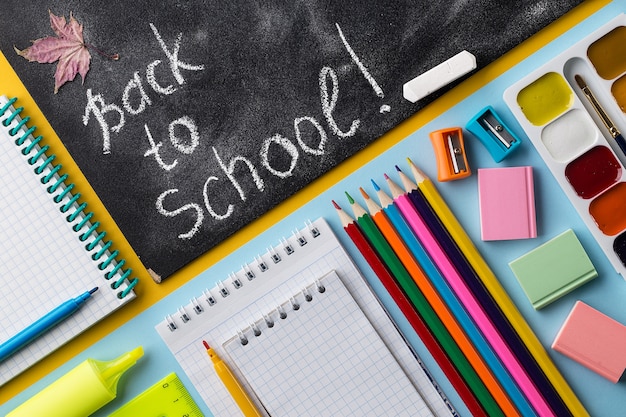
<box><xmin>110</xmin><ymin>372</ymin><xmax>203</xmax><ymax>417</ymax></box>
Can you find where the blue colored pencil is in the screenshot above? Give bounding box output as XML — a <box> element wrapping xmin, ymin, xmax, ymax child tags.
<box><xmin>371</xmin><ymin>179</ymin><xmax>536</xmax><ymax>417</ymax></box>
<box><xmin>395</xmin><ymin>166</ymin><xmax>571</xmax><ymax>417</ymax></box>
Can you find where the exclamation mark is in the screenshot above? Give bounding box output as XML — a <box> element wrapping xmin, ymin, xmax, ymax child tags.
<box><xmin>336</xmin><ymin>23</ymin><xmax>390</xmax><ymax>114</ymax></box>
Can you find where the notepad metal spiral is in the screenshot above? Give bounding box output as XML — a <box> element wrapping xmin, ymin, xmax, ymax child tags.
<box><xmin>165</xmin><ymin>220</ymin><xmax>321</xmax><ymax>332</ymax></box>
<box><xmin>0</xmin><ymin>96</ymin><xmax>138</xmax><ymax>297</ymax></box>
<box><xmin>236</xmin><ymin>279</ymin><xmax>326</xmax><ymax>346</ymax></box>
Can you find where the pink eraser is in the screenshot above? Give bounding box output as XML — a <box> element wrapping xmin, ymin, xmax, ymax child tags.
<box><xmin>477</xmin><ymin>166</ymin><xmax>537</xmax><ymax>241</ymax></box>
<box><xmin>552</xmin><ymin>301</ymin><xmax>626</xmax><ymax>382</ymax></box>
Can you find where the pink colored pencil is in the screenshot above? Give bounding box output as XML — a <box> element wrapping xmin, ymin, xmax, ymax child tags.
<box><xmin>385</xmin><ymin>173</ymin><xmax>556</xmax><ymax>417</ymax></box>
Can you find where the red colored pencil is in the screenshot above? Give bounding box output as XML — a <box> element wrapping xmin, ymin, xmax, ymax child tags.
<box><xmin>333</xmin><ymin>200</ymin><xmax>487</xmax><ymax>417</ymax></box>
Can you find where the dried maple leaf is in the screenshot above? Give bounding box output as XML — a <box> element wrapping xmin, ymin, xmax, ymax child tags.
<box><xmin>15</xmin><ymin>11</ymin><xmax>91</xmax><ymax>94</ymax></box>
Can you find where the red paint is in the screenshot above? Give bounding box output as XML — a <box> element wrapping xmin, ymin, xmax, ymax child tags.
<box><xmin>565</xmin><ymin>146</ymin><xmax>621</xmax><ymax>199</ymax></box>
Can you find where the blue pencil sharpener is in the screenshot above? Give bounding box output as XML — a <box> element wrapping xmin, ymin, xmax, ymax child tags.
<box><xmin>466</xmin><ymin>106</ymin><xmax>522</xmax><ymax>162</ymax></box>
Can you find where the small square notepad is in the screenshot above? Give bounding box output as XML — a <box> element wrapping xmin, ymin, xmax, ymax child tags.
<box><xmin>509</xmin><ymin>229</ymin><xmax>597</xmax><ymax>309</ymax></box>
<box><xmin>478</xmin><ymin>166</ymin><xmax>537</xmax><ymax>241</ymax></box>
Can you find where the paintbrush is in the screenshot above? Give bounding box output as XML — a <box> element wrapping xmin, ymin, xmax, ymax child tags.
<box><xmin>575</xmin><ymin>74</ymin><xmax>626</xmax><ymax>157</ymax></box>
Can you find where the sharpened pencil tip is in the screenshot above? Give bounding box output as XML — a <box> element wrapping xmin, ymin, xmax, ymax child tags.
<box><xmin>395</xmin><ymin>165</ymin><xmax>402</xmax><ymax>172</ymax></box>
<box><xmin>371</xmin><ymin>179</ymin><xmax>380</xmax><ymax>191</ymax></box>
<box><xmin>407</xmin><ymin>158</ymin><xmax>427</xmax><ymax>182</ymax></box>
<box><xmin>383</xmin><ymin>173</ymin><xmax>390</xmax><ymax>180</ymax></box>
<box><xmin>332</xmin><ymin>200</ymin><xmax>341</xmax><ymax>210</ymax></box>
<box><xmin>359</xmin><ymin>187</ymin><xmax>369</xmax><ymax>199</ymax></box>
<box><xmin>345</xmin><ymin>191</ymin><xmax>355</xmax><ymax>204</ymax></box>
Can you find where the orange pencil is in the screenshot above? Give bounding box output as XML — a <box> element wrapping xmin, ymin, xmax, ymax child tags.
<box><xmin>203</xmin><ymin>341</ymin><xmax>263</xmax><ymax>417</ymax></box>
<box><xmin>359</xmin><ymin>187</ymin><xmax>520</xmax><ymax>417</ymax></box>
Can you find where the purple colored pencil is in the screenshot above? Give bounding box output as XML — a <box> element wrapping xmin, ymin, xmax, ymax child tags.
<box><xmin>396</xmin><ymin>166</ymin><xmax>572</xmax><ymax>417</ymax></box>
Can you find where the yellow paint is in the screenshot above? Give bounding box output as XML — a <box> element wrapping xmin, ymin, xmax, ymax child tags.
<box><xmin>517</xmin><ymin>72</ymin><xmax>573</xmax><ymax>126</ymax></box>
<box><xmin>612</xmin><ymin>75</ymin><xmax>626</xmax><ymax>113</ymax></box>
<box><xmin>588</xmin><ymin>26</ymin><xmax>626</xmax><ymax>80</ymax></box>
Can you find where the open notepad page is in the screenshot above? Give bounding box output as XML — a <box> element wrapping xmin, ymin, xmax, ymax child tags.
<box><xmin>223</xmin><ymin>271</ymin><xmax>433</xmax><ymax>416</ymax></box>
<box><xmin>0</xmin><ymin>96</ymin><xmax>135</xmax><ymax>385</ymax></box>
<box><xmin>156</xmin><ymin>218</ymin><xmax>453</xmax><ymax>417</ymax></box>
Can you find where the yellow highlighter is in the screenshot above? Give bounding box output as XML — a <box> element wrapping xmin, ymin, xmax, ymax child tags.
<box><xmin>8</xmin><ymin>346</ymin><xmax>143</xmax><ymax>417</ymax></box>
<box><xmin>204</xmin><ymin>340</ymin><xmax>263</xmax><ymax>417</ymax></box>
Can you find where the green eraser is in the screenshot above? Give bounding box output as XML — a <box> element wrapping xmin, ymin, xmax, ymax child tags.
<box><xmin>509</xmin><ymin>229</ymin><xmax>597</xmax><ymax>309</ymax></box>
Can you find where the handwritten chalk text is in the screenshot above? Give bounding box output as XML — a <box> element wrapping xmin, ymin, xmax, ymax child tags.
<box><xmin>83</xmin><ymin>23</ymin><xmax>382</xmax><ymax>239</ymax></box>
<box><xmin>83</xmin><ymin>24</ymin><xmax>204</xmax><ymax>153</ymax></box>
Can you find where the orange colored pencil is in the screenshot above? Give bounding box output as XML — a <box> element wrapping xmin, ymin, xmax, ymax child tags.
<box><xmin>359</xmin><ymin>187</ymin><xmax>520</xmax><ymax>417</ymax></box>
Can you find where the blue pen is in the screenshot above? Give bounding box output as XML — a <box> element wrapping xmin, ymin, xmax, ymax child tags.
<box><xmin>0</xmin><ymin>287</ymin><xmax>98</xmax><ymax>362</ymax></box>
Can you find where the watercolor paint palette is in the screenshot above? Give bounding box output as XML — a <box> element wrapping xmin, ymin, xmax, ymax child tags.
<box><xmin>504</xmin><ymin>14</ymin><xmax>626</xmax><ymax>279</ymax></box>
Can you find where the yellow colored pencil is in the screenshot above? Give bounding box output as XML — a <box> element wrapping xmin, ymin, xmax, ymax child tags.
<box><xmin>406</xmin><ymin>157</ymin><xmax>589</xmax><ymax>417</ymax></box>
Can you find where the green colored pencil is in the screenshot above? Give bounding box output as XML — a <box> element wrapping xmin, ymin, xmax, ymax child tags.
<box><xmin>345</xmin><ymin>192</ymin><xmax>504</xmax><ymax>417</ymax></box>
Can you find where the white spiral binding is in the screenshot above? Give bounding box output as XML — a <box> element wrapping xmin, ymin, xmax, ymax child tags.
<box><xmin>164</xmin><ymin>220</ymin><xmax>321</xmax><ymax>332</ymax></box>
<box><xmin>235</xmin><ymin>278</ymin><xmax>327</xmax><ymax>346</ymax></box>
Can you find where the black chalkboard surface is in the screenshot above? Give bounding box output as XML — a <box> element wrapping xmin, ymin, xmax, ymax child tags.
<box><xmin>0</xmin><ymin>0</ymin><xmax>581</xmax><ymax>280</ymax></box>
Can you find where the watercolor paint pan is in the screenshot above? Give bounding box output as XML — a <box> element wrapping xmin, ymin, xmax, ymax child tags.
<box><xmin>503</xmin><ymin>14</ymin><xmax>626</xmax><ymax>279</ymax></box>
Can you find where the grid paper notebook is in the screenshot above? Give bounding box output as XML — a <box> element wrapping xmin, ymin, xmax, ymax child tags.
<box><xmin>156</xmin><ymin>218</ymin><xmax>454</xmax><ymax>417</ymax></box>
<box><xmin>223</xmin><ymin>271</ymin><xmax>433</xmax><ymax>416</ymax></box>
<box><xmin>0</xmin><ymin>95</ymin><xmax>138</xmax><ymax>385</ymax></box>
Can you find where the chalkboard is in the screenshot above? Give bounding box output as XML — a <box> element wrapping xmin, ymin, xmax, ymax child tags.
<box><xmin>0</xmin><ymin>0</ymin><xmax>582</xmax><ymax>280</ymax></box>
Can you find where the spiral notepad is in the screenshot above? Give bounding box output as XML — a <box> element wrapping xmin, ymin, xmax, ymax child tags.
<box><xmin>156</xmin><ymin>218</ymin><xmax>453</xmax><ymax>417</ymax></box>
<box><xmin>223</xmin><ymin>271</ymin><xmax>433</xmax><ymax>416</ymax></box>
<box><xmin>0</xmin><ymin>95</ymin><xmax>138</xmax><ymax>385</ymax></box>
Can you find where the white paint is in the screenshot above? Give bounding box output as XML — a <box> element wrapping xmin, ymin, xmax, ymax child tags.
<box><xmin>149</xmin><ymin>23</ymin><xmax>205</xmax><ymax>85</ymax></box>
<box><xmin>212</xmin><ymin>147</ymin><xmax>265</xmax><ymax>201</ymax></box>
<box><xmin>156</xmin><ymin>189</ymin><xmax>204</xmax><ymax>239</ymax></box>
<box><xmin>319</xmin><ymin>66</ymin><xmax>359</xmax><ymax>138</ymax></box>
<box><xmin>169</xmin><ymin>116</ymin><xmax>199</xmax><ymax>154</ymax></box>
<box><xmin>83</xmin><ymin>89</ymin><xmax>126</xmax><ymax>154</ymax></box>
<box><xmin>335</xmin><ymin>23</ymin><xmax>384</xmax><ymax>99</ymax></box>
<box><xmin>260</xmin><ymin>134</ymin><xmax>299</xmax><ymax>178</ymax></box>
<box><xmin>122</xmin><ymin>72</ymin><xmax>153</xmax><ymax>115</ymax></box>
<box><xmin>294</xmin><ymin>116</ymin><xmax>327</xmax><ymax>156</ymax></box>
<box><xmin>203</xmin><ymin>176</ymin><xmax>234</xmax><ymax>220</ymax></box>
<box><xmin>143</xmin><ymin>124</ymin><xmax>178</xmax><ymax>171</ymax></box>
<box><xmin>540</xmin><ymin>109</ymin><xmax>598</xmax><ymax>163</ymax></box>
<box><xmin>146</xmin><ymin>60</ymin><xmax>177</xmax><ymax>95</ymax></box>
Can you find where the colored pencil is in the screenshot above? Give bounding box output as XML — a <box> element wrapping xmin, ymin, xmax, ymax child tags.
<box><xmin>344</xmin><ymin>193</ymin><xmax>504</xmax><ymax>417</ymax></box>
<box><xmin>333</xmin><ymin>200</ymin><xmax>487</xmax><ymax>417</ymax></box>
<box><xmin>398</xmin><ymin>163</ymin><xmax>572</xmax><ymax>417</ymax></box>
<box><xmin>406</xmin><ymin>158</ymin><xmax>589</xmax><ymax>417</ymax></box>
<box><xmin>370</xmin><ymin>181</ymin><xmax>535</xmax><ymax>417</ymax></box>
<box><xmin>359</xmin><ymin>187</ymin><xmax>520</xmax><ymax>417</ymax></box>
<box><xmin>385</xmin><ymin>175</ymin><xmax>555</xmax><ymax>417</ymax></box>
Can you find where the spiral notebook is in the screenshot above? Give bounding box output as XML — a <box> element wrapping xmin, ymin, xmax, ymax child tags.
<box><xmin>156</xmin><ymin>218</ymin><xmax>453</xmax><ymax>417</ymax></box>
<box><xmin>223</xmin><ymin>271</ymin><xmax>434</xmax><ymax>416</ymax></box>
<box><xmin>0</xmin><ymin>95</ymin><xmax>138</xmax><ymax>385</ymax></box>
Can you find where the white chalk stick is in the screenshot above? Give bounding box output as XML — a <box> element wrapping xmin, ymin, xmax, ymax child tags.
<box><xmin>403</xmin><ymin>50</ymin><xmax>477</xmax><ymax>103</ymax></box>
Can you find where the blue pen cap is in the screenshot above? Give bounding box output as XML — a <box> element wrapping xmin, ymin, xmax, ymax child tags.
<box><xmin>466</xmin><ymin>106</ymin><xmax>522</xmax><ymax>162</ymax></box>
